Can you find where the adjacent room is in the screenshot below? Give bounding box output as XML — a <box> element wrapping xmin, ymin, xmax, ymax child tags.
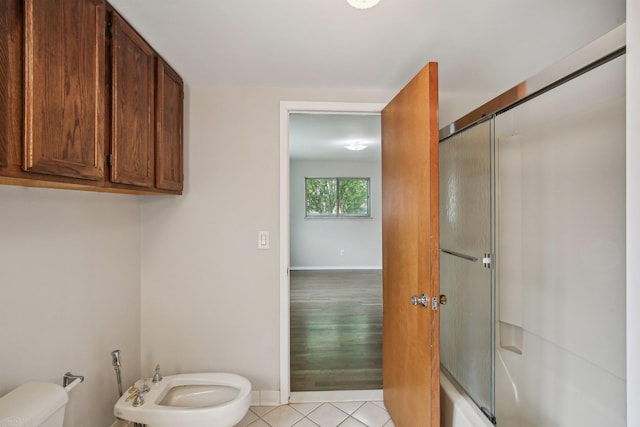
<box><xmin>288</xmin><ymin>113</ymin><xmax>382</xmax><ymax>393</ymax></box>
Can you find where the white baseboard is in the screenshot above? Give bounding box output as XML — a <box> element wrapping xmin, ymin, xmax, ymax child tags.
<box><xmin>251</xmin><ymin>390</ymin><xmax>281</xmax><ymax>406</ymax></box>
<box><xmin>290</xmin><ymin>266</ymin><xmax>382</xmax><ymax>271</ymax></box>
<box><xmin>289</xmin><ymin>390</ymin><xmax>383</xmax><ymax>403</ymax></box>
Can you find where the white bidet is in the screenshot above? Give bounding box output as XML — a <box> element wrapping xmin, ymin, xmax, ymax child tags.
<box><xmin>114</xmin><ymin>372</ymin><xmax>251</xmax><ymax>427</ymax></box>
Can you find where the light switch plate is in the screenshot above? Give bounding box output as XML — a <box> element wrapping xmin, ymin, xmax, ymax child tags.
<box><xmin>258</xmin><ymin>231</ymin><xmax>270</xmax><ymax>249</ymax></box>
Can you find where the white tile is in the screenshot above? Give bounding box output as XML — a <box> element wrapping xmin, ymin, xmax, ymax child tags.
<box><xmin>332</xmin><ymin>401</ymin><xmax>365</xmax><ymax>415</ymax></box>
<box><xmin>251</xmin><ymin>406</ymin><xmax>278</xmax><ymax>417</ymax></box>
<box><xmin>371</xmin><ymin>401</ymin><xmax>387</xmax><ymax>411</ymax></box>
<box><xmin>383</xmin><ymin>419</ymin><xmax>396</xmax><ymax>427</ymax></box>
<box><xmin>352</xmin><ymin>402</ymin><xmax>390</xmax><ymax>427</ymax></box>
<box><xmin>294</xmin><ymin>418</ymin><xmax>321</xmax><ymax>427</ymax></box>
<box><xmin>290</xmin><ymin>402</ymin><xmax>323</xmax><ymax>415</ymax></box>
<box><xmin>307</xmin><ymin>403</ymin><xmax>349</xmax><ymax>427</ymax></box>
<box><xmin>338</xmin><ymin>417</ymin><xmax>368</xmax><ymax>427</ymax></box>
<box><xmin>235</xmin><ymin>409</ymin><xmax>259</xmax><ymax>427</ymax></box>
<box><xmin>248</xmin><ymin>420</ymin><xmax>271</xmax><ymax>427</ymax></box>
<box><xmin>262</xmin><ymin>405</ymin><xmax>304</xmax><ymax>427</ymax></box>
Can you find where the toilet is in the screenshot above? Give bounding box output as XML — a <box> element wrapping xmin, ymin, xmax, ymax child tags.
<box><xmin>0</xmin><ymin>382</ymin><xmax>69</xmax><ymax>427</ymax></box>
<box><xmin>114</xmin><ymin>372</ymin><xmax>251</xmax><ymax>427</ymax></box>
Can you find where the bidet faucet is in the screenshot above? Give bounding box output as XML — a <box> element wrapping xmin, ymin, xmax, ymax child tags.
<box><xmin>111</xmin><ymin>350</ymin><xmax>123</xmax><ymax>397</ymax></box>
<box><xmin>132</xmin><ymin>390</ymin><xmax>145</xmax><ymax>407</ymax></box>
<box><xmin>152</xmin><ymin>364</ymin><xmax>162</xmax><ymax>383</ymax></box>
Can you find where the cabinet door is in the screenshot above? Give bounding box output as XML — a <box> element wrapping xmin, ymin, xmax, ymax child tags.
<box><xmin>155</xmin><ymin>59</ymin><xmax>184</xmax><ymax>192</ymax></box>
<box><xmin>0</xmin><ymin>0</ymin><xmax>14</xmax><ymax>168</ymax></box>
<box><xmin>111</xmin><ymin>13</ymin><xmax>155</xmax><ymax>188</ymax></box>
<box><xmin>23</xmin><ymin>0</ymin><xmax>105</xmax><ymax>180</ymax></box>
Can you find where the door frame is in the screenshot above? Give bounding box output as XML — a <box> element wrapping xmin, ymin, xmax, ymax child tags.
<box><xmin>279</xmin><ymin>101</ymin><xmax>387</xmax><ymax>404</ymax></box>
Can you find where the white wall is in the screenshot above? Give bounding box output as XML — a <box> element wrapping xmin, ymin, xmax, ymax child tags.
<box><xmin>627</xmin><ymin>2</ymin><xmax>640</xmax><ymax>426</ymax></box>
<box><xmin>290</xmin><ymin>160</ymin><xmax>382</xmax><ymax>269</ymax></box>
<box><xmin>140</xmin><ymin>86</ymin><xmax>393</xmax><ymax>393</ymax></box>
<box><xmin>0</xmin><ymin>186</ymin><xmax>141</xmax><ymax>426</ymax></box>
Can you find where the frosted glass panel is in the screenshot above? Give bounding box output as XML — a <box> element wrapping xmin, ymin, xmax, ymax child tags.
<box><xmin>495</xmin><ymin>55</ymin><xmax>626</xmax><ymax>426</ymax></box>
<box><xmin>440</xmin><ymin>120</ymin><xmax>491</xmax><ymax>256</ymax></box>
<box><xmin>440</xmin><ymin>252</ymin><xmax>493</xmax><ymax>411</ymax></box>
<box><xmin>439</xmin><ymin>119</ymin><xmax>493</xmax><ymax>414</ymax></box>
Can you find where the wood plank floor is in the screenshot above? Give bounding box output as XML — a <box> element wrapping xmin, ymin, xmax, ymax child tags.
<box><xmin>290</xmin><ymin>269</ymin><xmax>383</xmax><ymax>391</ymax></box>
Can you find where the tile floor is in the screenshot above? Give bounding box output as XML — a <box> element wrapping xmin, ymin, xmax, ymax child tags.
<box><xmin>235</xmin><ymin>401</ymin><xmax>396</xmax><ymax>427</ymax></box>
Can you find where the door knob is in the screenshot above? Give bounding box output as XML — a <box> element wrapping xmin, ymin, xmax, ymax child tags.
<box><xmin>411</xmin><ymin>293</ymin><xmax>429</xmax><ymax>307</ymax></box>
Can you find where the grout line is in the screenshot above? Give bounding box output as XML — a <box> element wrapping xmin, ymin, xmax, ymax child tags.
<box><xmin>243</xmin><ymin>399</ymin><xmax>390</xmax><ymax>427</ymax></box>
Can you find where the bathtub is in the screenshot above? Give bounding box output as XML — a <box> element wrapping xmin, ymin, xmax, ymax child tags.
<box><xmin>441</xmin><ymin>372</ymin><xmax>494</xmax><ymax>427</ymax></box>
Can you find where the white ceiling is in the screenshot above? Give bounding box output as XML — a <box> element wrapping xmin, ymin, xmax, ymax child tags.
<box><xmin>108</xmin><ymin>0</ymin><xmax>624</xmax><ymax>161</ymax></box>
<box><xmin>290</xmin><ymin>113</ymin><xmax>381</xmax><ymax>161</ymax></box>
<box><xmin>108</xmin><ymin>0</ymin><xmax>624</xmax><ymax>95</ymax></box>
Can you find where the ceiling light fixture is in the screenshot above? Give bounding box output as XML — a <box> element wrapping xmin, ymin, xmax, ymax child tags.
<box><xmin>345</xmin><ymin>142</ymin><xmax>368</xmax><ymax>151</ymax></box>
<box><xmin>346</xmin><ymin>0</ymin><xmax>381</xmax><ymax>9</ymax></box>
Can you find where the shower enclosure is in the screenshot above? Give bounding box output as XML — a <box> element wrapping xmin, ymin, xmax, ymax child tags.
<box><xmin>439</xmin><ymin>24</ymin><xmax>626</xmax><ymax>426</ymax></box>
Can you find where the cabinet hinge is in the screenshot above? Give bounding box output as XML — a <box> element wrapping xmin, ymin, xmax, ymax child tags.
<box><xmin>106</xmin><ymin>21</ymin><xmax>113</xmax><ymax>37</ymax></box>
<box><xmin>107</xmin><ymin>153</ymin><xmax>113</xmax><ymax>167</ymax></box>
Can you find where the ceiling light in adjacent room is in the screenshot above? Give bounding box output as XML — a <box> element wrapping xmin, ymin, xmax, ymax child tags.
<box><xmin>345</xmin><ymin>142</ymin><xmax>368</xmax><ymax>151</ymax></box>
<box><xmin>346</xmin><ymin>0</ymin><xmax>381</xmax><ymax>9</ymax></box>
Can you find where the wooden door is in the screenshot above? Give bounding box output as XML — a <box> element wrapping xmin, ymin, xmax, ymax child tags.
<box><xmin>23</xmin><ymin>0</ymin><xmax>105</xmax><ymax>180</ymax></box>
<box><xmin>381</xmin><ymin>62</ymin><xmax>440</xmax><ymax>427</ymax></box>
<box><xmin>155</xmin><ymin>58</ymin><xmax>184</xmax><ymax>192</ymax></box>
<box><xmin>111</xmin><ymin>12</ymin><xmax>155</xmax><ymax>188</ymax></box>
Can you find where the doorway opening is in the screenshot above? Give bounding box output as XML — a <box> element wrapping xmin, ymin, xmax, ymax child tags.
<box><xmin>279</xmin><ymin>102</ymin><xmax>386</xmax><ymax>403</ymax></box>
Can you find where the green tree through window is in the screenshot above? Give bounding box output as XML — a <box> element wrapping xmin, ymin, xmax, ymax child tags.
<box><xmin>305</xmin><ymin>178</ymin><xmax>370</xmax><ymax>218</ymax></box>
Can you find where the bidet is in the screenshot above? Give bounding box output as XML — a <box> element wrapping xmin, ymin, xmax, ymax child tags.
<box><xmin>114</xmin><ymin>372</ymin><xmax>251</xmax><ymax>427</ymax></box>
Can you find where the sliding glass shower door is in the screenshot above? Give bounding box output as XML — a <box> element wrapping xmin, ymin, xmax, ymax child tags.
<box><xmin>439</xmin><ymin>119</ymin><xmax>494</xmax><ymax>419</ymax></box>
<box><xmin>437</xmin><ymin>24</ymin><xmax>625</xmax><ymax>427</ymax></box>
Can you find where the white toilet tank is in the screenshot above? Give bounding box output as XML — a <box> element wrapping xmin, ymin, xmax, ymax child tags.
<box><xmin>0</xmin><ymin>382</ymin><xmax>69</xmax><ymax>427</ymax></box>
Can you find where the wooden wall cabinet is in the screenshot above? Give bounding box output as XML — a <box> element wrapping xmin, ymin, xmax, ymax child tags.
<box><xmin>155</xmin><ymin>58</ymin><xmax>184</xmax><ymax>192</ymax></box>
<box><xmin>0</xmin><ymin>0</ymin><xmax>184</xmax><ymax>195</ymax></box>
<box><xmin>110</xmin><ymin>12</ymin><xmax>156</xmax><ymax>188</ymax></box>
<box><xmin>0</xmin><ymin>0</ymin><xmax>19</xmax><ymax>170</ymax></box>
<box><xmin>24</xmin><ymin>0</ymin><xmax>105</xmax><ymax>181</ymax></box>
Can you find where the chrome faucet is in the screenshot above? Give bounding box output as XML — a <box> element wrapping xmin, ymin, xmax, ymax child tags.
<box><xmin>152</xmin><ymin>364</ymin><xmax>163</xmax><ymax>383</ymax></box>
<box><xmin>132</xmin><ymin>390</ymin><xmax>145</xmax><ymax>407</ymax></box>
<box><xmin>111</xmin><ymin>350</ymin><xmax>123</xmax><ymax>397</ymax></box>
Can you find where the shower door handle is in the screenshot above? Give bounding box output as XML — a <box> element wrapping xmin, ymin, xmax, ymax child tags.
<box><xmin>411</xmin><ymin>293</ymin><xmax>429</xmax><ymax>307</ymax></box>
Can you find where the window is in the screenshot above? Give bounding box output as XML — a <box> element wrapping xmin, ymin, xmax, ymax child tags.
<box><xmin>305</xmin><ymin>177</ymin><xmax>370</xmax><ymax>218</ymax></box>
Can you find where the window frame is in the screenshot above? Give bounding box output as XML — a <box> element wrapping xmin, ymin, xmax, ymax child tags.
<box><xmin>304</xmin><ymin>177</ymin><xmax>371</xmax><ymax>219</ymax></box>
